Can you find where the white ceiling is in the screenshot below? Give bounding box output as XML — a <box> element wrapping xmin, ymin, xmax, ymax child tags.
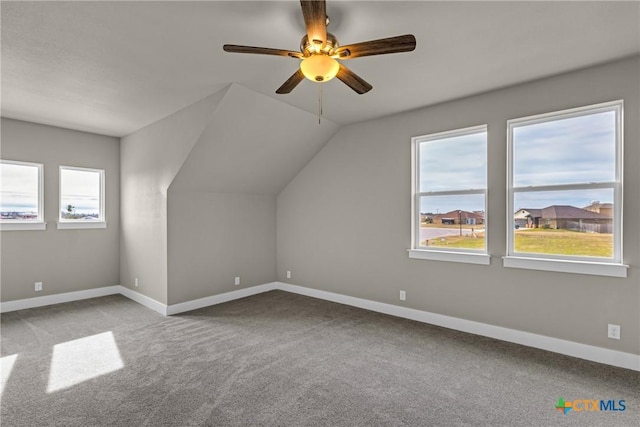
<box><xmin>2</xmin><ymin>1</ymin><xmax>639</xmax><ymax>137</ymax></box>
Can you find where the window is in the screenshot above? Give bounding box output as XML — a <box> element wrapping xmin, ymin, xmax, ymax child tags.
<box><xmin>58</xmin><ymin>166</ymin><xmax>106</xmax><ymax>229</ymax></box>
<box><xmin>409</xmin><ymin>125</ymin><xmax>489</xmax><ymax>264</ymax></box>
<box><xmin>0</xmin><ymin>160</ymin><xmax>45</xmax><ymax>231</ymax></box>
<box><xmin>506</xmin><ymin>100</ymin><xmax>626</xmax><ymax>277</ymax></box>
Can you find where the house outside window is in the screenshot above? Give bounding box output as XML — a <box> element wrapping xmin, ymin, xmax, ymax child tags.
<box><xmin>58</xmin><ymin>166</ymin><xmax>106</xmax><ymax>229</ymax></box>
<box><xmin>0</xmin><ymin>160</ymin><xmax>45</xmax><ymax>231</ymax></box>
<box><xmin>505</xmin><ymin>100</ymin><xmax>626</xmax><ymax>277</ymax></box>
<box><xmin>409</xmin><ymin>125</ymin><xmax>489</xmax><ymax>265</ymax></box>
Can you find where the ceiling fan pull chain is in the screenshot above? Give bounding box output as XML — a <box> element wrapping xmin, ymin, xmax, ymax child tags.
<box><xmin>318</xmin><ymin>83</ymin><xmax>323</xmax><ymax>125</ymax></box>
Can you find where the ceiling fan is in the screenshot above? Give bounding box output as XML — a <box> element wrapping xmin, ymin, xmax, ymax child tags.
<box><xmin>223</xmin><ymin>0</ymin><xmax>416</xmax><ymax>95</ymax></box>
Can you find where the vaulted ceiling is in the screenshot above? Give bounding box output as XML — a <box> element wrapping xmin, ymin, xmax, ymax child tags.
<box><xmin>2</xmin><ymin>1</ymin><xmax>639</xmax><ymax>137</ymax></box>
<box><xmin>169</xmin><ymin>84</ymin><xmax>340</xmax><ymax>195</ymax></box>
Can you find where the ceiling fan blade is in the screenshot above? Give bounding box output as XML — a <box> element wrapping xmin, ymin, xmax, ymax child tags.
<box><xmin>300</xmin><ymin>0</ymin><xmax>327</xmax><ymax>47</ymax></box>
<box><xmin>276</xmin><ymin>69</ymin><xmax>305</xmax><ymax>94</ymax></box>
<box><xmin>223</xmin><ymin>44</ymin><xmax>302</xmax><ymax>58</ymax></box>
<box><xmin>336</xmin><ymin>64</ymin><xmax>372</xmax><ymax>95</ymax></box>
<box><xmin>335</xmin><ymin>34</ymin><xmax>416</xmax><ymax>59</ymax></box>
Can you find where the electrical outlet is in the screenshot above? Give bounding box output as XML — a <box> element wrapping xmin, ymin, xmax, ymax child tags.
<box><xmin>35</xmin><ymin>282</ymin><xmax>43</xmax><ymax>292</ymax></box>
<box><xmin>134</xmin><ymin>277</ymin><xmax>139</xmax><ymax>287</ymax></box>
<box><xmin>399</xmin><ymin>290</ymin><xmax>406</xmax><ymax>301</ymax></box>
<box><xmin>608</xmin><ymin>324</ymin><xmax>621</xmax><ymax>340</ymax></box>
<box><xmin>234</xmin><ymin>276</ymin><xmax>240</xmax><ymax>286</ymax></box>
<box><xmin>286</xmin><ymin>270</ymin><xmax>291</xmax><ymax>279</ymax></box>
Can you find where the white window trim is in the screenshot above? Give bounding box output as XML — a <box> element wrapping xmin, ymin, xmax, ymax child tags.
<box><xmin>505</xmin><ymin>100</ymin><xmax>627</xmax><ymax>277</ymax></box>
<box><xmin>408</xmin><ymin>249</ymin><xmax>491</xmax><ymax>265</ymax></box>
<box><xmin>0</xmin><ymin>221</ymin><xmax>47</xmax><ymax>231</ymax></box>
<box><xmin>503</xmin><ymin>256</ymin><xmax>627</xmax><ymax>278</ymax></box>
<box><xmin>409</xmin><ymin>125</ymin><xmax>489</xmax><ymax>264</ymax></box>
<box><xmin>0</xmin><ymin>160</ymin><xmax>46</xmax><ymax>231</ymax></box>
<box><xmin>58</xmin><ymin>165</ymin><xmax>106</xmax><ymax>230</ymax></box>
<box><xmin>57</xmin><ymin>221</ymin><xmax>106</xmax><ymax>230</ymax></box>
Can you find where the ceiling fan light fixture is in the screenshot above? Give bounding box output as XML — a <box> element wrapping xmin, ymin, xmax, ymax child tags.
<box><xmin>300</xmin><ymin>54</ymin><xmax>339</xmax><ymax>82</ymax></box>
<box><xmin>223</xmin><ymin>1</ymin><xmax>416</xmax><ymax>95</ymax></box>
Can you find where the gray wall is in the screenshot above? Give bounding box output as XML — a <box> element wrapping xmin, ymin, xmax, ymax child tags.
<box><xmin>120</xmin><ymin>84</ymin><xmax>338</xmax><ymax>306</ymax></box>
<box><xmin>165</xmin><ymin>84</ymin><xmax>338</xmax><ymax>305</ymax></box>
<box><xmin>277</xmin><ymin>56</ymin><xmax>640</xmax><ymax>355</ymax></box>
<box><xmin>120</xmin><ymin>89</ymin><xmax>228</xmax><ymax>304</ymax></box>
<box><xmin>167</xmin><ymin>191</ymin><xmax>276</xmax><ymax>304</ymax></box>
<box><xmin>0</xmin><ymin>118</ymin><xmax>120</xmax><ymax>301</ymax></box>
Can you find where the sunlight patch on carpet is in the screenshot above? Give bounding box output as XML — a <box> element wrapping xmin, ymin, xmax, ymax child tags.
<box><xmin>47</xmin><ymin>331</ymin><xmax>123</xmax><ymax>393</ymax></box>
<box><xmin>0</xmin><ymin>354</ymin><xmax>18</xmax><ymax>396</ymax></box>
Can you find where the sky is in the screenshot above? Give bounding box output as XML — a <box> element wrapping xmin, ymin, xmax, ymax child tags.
<box><xmin>420</xmin><ymin>193</ymin><xmax>485</xmax><ymax>215</ymax></box>
<box><xmin>60</xmin><ymin>169</ymin><xmax>100</xmax><ymax>214</ymax></box>
<box><xmin>419</xmin><ymin>109</ymin><xmax>616</xmax><ymax>213</ymax></box>
<box><xmin>512</xmin><ymin>110</ymin><xmax>615</xmax><ymax>187</ymax></box>
<box><xmin>419</xmin><ymin>131</ymin><xmax>486</xmax><ymax>193</ymax></box>
<box><xmin>419</xmin><ymin>130</ymin><xmax>487</xmax><ymax>214</ymax></box>
<box><xmin>514</xmin><ymin>188</ymin><xmax>613</xmax><ymax>212</ymax></box>
<box><xmin>0</xmin><ymin>162</ymin><xmax>38</xmax><ymax>212</ymax></box>
<box><xmin>0</xmin><ymin>164</ymin><xmax>100</xmax><ymax>215</ymax></box>
<box><xmin>512</xmin><ymin>110</ymin><xmax>615</xmax><ymax>211</ymax></box>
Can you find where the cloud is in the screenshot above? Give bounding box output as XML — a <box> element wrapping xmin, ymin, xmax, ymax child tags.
<box><xmin>0</xmin><ymin>163</ymin><xmax>39</xmax><ymax>211</ymax></box>
<box><xmin>419</xmin><ymin>131</ymin><xmax>486</xmax><ymax>192</ymax></box>
<box><xmin>513</xmin><ymin>111</ymin><xmax>616</xmax><ymax>186</ymax></box>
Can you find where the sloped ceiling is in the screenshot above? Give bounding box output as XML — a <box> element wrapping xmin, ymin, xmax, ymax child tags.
<box><xmin>169</xmin><ymin>83</ymin><xmax>340</xmax><ymax>195</ymax></box>
<box><xmin>1</xmin><ymin>1</ymin><xmax>639</xmax><ymax>137</ymax></box>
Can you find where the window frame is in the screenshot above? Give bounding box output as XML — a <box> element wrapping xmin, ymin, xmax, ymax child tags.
<box><xmin>504</xmin><ymin>100</ymin><xmax>627</xmax><ymax>277</ymax></box>
<box><xmin>58</xmin><ymin>165</ymin><xmax>106</xmax><ymax>229</ymax></box>
<box><xmin>0</xmin><ymin>159</ymin><xmax>46</xmax><ymax>231</ymax></box>
<box><xmin>409</xmin><ymin>125</ymin><xmax>490</xmax><ymax>265</ymax></box>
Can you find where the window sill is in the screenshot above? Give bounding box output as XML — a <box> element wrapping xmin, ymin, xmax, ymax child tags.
<box><xmin>503</xmin><ymin>256</ymin><xmax>628</xmax><ymax>278</ymax></box>
<box><xmin>57</xmin><ymin>221</ymin><xmax>107</xmax><ymax>230</ymax></box>
<box><xmin>408</xmin><ymin>249</ymin><xmax>491</xmax><ymax>265</ymax></box>
<box><xmin>0</xmin><ymin>222</ymin><xmax>47</xmax><ymax>231</ymax></box>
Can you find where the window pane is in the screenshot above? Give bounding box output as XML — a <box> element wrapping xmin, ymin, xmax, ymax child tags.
<box><xmin>513</xmin><ymin>189</ymin><xmax>614</xmax><ymax>258</ymax></box>
<box><xmin>60</xmin><ymin>168</ymin><xmax>101</xmax><ymax>220</ymax></box>
<box><xmin>513</xmin><ymin>111</ymin><xmax>615</xmax><ymax>187</ymax></box>
<box><xmin>419</xmin><ymin>131</ymin><xmax>487</xmax><ymax>192</ymax></box>
<box><xmin>418</xmin><ymin>194</ymin><xmax>485</xmax><ymax>250</ymax></box>
<box><xmin>0</xmin><ymin>162</ymin><xmax>39</xmax><ymax>221</ymax></box>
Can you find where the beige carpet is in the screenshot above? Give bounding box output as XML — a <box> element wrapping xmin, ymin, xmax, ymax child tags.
<box><xmin>1</xmin><ymin>290</ymin><xmax>638</xmax><ymax>426</ymax></box>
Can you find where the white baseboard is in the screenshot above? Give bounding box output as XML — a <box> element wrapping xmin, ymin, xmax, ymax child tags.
<box><xmin>0</xmin><ymin>286</ymin><xmax>121</xmax><ymax>313</ymax></box>
<box><xmin>166</xmin><ymin>282</ymin><xmax>278</xmax><ymax>315</ymax></box>
<box><xmin>275</xmin><ymin>282</ymin><xmax>640</xmax><ymax>372</ymax></box>
<box><xmin>2</xmin><ymin>281</ymin><xmax>637</xmax><ymax>371</ymax></box>
<box><xmin>0</xmin><ymin>283</ymin><xmax>279</xmax><ymax>317</ymax></box>
<box><xmin>118</xmin><ymin>286</ymin><xmax>168</xmax><ymax>316</ymax></box>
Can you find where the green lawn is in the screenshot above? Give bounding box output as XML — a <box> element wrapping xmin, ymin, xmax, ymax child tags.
<box><xmin>513</xmin><ymin>229</ymin><xmax>613</xmax><ymax>257</ymax></box>
<box><xmin>424</xmin><ymin>233</ymin><xmax>485</xmax><ymax>249</ymax></box>
<box><xmin>425</xmin><ymin>229</ymin><xmax>613</xmax><ymax>257</ymax></box>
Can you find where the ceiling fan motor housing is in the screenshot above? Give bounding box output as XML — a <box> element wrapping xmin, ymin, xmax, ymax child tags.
<box><xmin>300</xmin><ymin>32</ymin><xmax>339</xmax><ymax>56</ymax></box>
